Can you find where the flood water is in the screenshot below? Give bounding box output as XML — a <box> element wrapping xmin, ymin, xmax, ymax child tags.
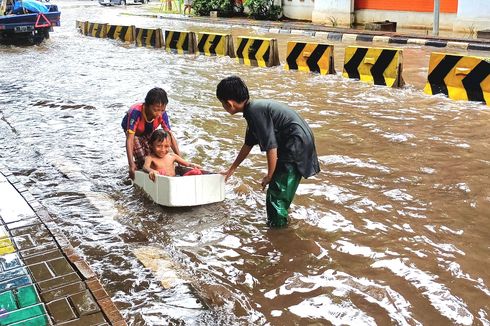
<box><xmin>1</xmin><ymin>1</ymin><xmax>489</xmax><ymax>325</ymax></box>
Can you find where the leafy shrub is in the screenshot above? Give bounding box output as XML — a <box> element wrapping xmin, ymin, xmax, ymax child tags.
<box><xmin>244</xmin><ymin>0</ymin><xmax>281</xmax><ymax>20</ymax></box>
<box><xmin>193</xmin><ymin>0</ymin><xmax>234</xmax><ymax>16</ymax></box>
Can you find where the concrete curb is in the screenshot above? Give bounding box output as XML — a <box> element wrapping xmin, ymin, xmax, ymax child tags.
<box><xmin>126</xmin><ymin>12</ymin><xmax>490</xmax><ymax>52</ymax></box>
<box><xmin>0</xmin><ymin>165</ymin><xmax>126</xmax><ymax>325</ymax></box>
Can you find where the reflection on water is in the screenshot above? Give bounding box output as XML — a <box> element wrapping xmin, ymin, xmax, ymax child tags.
<box><xmin>0</xmin><ymin>1</ymin><xmax>489</xmax><ymax>325</ymax></box>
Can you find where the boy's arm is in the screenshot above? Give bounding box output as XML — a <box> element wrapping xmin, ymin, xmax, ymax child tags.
<box><xmin>173</xmin><ymin>154</ymin><xmax>201</xmax><ymax>169</ymax></box>
<box><xmin>261</xmin><ymin>148</ymin><xmax>277</xmax><ymax>190</ymax></box>
<box><xmin>223</xmin><ymin>144</ymin><xmax>253</xmax><ymax>181</ymax></box>
<box><xmin>168</xmin><ymin>130</ymin><xmax>181</xmax><ymax>157</ymax></box>
<box><xmin>142</xmin><ymin>157</ymin><xmax>158</xmax><ymax>181</ymax></box>
<box><xmin>126</xmin><ymin>132</ymin><xmax>137</xmax><ymax>180</ymax></box>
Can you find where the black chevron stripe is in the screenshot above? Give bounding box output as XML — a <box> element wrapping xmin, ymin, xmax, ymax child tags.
<box><xmin>198</xmin><ymin>34</ymin><xmax>209</xmax><ymax>52</ymax></box>
<box><xmin>307</xmin><ymin>44</ymin><xmax>329</xmax><ymax>73</ymax></box>
<box><xmin>208</xmin><ymin>35</ymin><xmax>221</xmax><ymax>55</ymax></box>
<box><xmin>344</xmin><ymin>48</ymin><xmax>368</xmax><ymax>79</ymax></box>
<box><xmin>170</xmin><ymin>32</ymin><xmax>180</xmax><ymax>49</ymax></box>
<box><xmin>427</xmin><ymin>55</ymin><xmax>462</xmax><ymax>96</ymax></box>
<box><xmin>263</xmin><ymin>45</ymin><xmax>270</xmax><ymax>66</ymax></box>
<box><xmin>107</xmin><ymin>26</ymin><xmax>116</xmax><ymax>39</ymax></box>
<box><xmin>248</xmin><ymin>39</ymin><xmax>263</xmax><ymax>62</ymax></box>
<box><xmin>183</xmin><ymin>34</ymin><xmax>189</xmax><ymax>52</ymax></box>
<box><xmin>150</xmin><ymin>31</ymin><xmax>157</xmax><ymax>47</ymax></box>
<box><xmin>119</xmin><ymin>26</ymin><xmax>128</xmax><ymax>41</ymax></box>
<box><xmin>236</xmin><ymin>38</ymin><xmax>247</xmax><ymax>59</ymax></box>
<box><xmin>286</xmin><ymin>42</ymin><xmax>306</xmax><ymax>70</ymax></box>
<box><xmin>462</xmin><ymin>60</ymin><xmax>490</xmax><ymax>102</ymax></box>
<box><xmin>96</xmin><ymin>24</ymin><xmax>104</xmax><ymax>38</ymax></box>
<box><xmin>371</xmin><ymin>50</ymin><xmax>397</xmax><ymax>86</ymax></box>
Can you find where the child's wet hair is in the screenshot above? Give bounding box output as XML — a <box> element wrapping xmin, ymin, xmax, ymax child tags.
<box><xmin>145</xmin><ymin>87</ymin><xmax>168</xmax><ymax>106</ymax></box>
<box><xmin>149</xmin><ymin>129</ymin><xmax>168</xmax><ymax>146</ymax></box>
<box><xmin>216</xmin><ymin>76</ymin><xmax>249</xmax><ymax>103</ymax></box>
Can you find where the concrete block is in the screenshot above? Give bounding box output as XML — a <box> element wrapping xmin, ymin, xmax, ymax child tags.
<box><xmin>47</xmin><ymin>297</ymin><xmax>77</xmax><ymax>323</ymax></box>
<box><xmin>40</xmin><ymin>281</ymin><xmax>85</xmax><ymax>302</ymax></box>
<box><xmin>70</xmin><ymin>290</ymin><xmax>100</xmax><ymax>316</ymax></box>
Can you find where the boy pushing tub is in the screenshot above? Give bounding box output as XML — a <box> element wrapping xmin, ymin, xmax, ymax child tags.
<box><xmin>216</xmin><ymin>76</ymin><xmax>320</xmax><ymax>227</ymax></box>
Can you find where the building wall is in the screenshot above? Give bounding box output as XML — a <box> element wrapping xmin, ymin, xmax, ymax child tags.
<box><xmin>311</xmin><ymin>0</ymin><xmax>355</xmax><ymax>27</ymax></box>
<box><xmin>453</xmin><ymin>0</ymin><xmax>490</xmax><ymax>32</ymax></box>
<box><xmin>354</xmin><ymin>10</ymin><xmax>456</xmax><ymax>30</ymax></box>
<box><xmin>354</xmin><ymin>0</ymin><xmax>458</xmax><ymax>13</ymax></box>
<box><xmin>283</xmin><ymin>0</ymin><xmax>489</xmax><ymax>32</ymax></box>
<box><xmin>282</xmin><ymin>0</ymin><xmax>314</xmax><ymax>20</ymax></box>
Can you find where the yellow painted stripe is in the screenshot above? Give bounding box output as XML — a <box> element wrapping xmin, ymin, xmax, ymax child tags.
<box><xmin>256</xmin><ymin>40</ymin><xmax>270</xmax><ymax>68</ymax></box>
<box><xmin>242</xmin><ymin>38</ymin><xmax>252</xmax><ymax>66</ymax></box>
<box><xmin>446</xmin><ymin>56</ymin><xmax>482</xmax><ymax>101</ymax></box>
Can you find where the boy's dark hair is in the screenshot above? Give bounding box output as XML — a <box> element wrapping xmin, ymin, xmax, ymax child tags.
<box><xmin>149</xmin><ymin>129</ymin><xmax>168</xmax><ymax>146</ymax></box>
<box><xmin>216</xmin><ymin>76</ymin><xmax>249</xmax><ymax>103</ymax></box>
<box><xmin>145</xmin><ymin>87</ymin><xmax>168</xmax><ymax>106</ymax></box>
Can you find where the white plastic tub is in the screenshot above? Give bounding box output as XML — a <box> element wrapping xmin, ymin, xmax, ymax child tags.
<box><xmin>134</xmin><ymin>171</ymin><xmax>225</xmax><ymax>207</ymax></box>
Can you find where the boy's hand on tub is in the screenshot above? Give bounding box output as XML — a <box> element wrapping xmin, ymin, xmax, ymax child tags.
<box><xmin>148</xmin><ymin>170</ymin><xmax>157</xmax><ymax>182</ymax></box>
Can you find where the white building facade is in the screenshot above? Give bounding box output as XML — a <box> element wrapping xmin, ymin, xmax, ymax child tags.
<box><xmin>281</xmin><ymin>0</ymin><xmax>490</xmax><ymax>32</ymax></box>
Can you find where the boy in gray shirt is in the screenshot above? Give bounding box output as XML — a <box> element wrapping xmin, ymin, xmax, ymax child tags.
<box><xmin>216</xmin><ymin>76</ymin><xmax>320</xmax><ymax>227</ymax></box>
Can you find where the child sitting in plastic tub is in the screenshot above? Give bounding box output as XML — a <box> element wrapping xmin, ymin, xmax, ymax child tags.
<box><xmin>143</xmin><ymin>129</ymin><xmax>202</xmax><ymax>181</ymax></box>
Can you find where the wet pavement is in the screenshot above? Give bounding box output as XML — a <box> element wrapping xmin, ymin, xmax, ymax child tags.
<box><xmin>0</xmin><ymin>167</ymin><xmax>125</xmax><ymax>325</ymax></box>
<box><xmin>1</xmin><ymin>1</ymin><xmax>489</xmax><ymax>325</ymax></box>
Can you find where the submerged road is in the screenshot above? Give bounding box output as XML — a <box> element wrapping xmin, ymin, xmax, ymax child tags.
<box><xmin>0</xmin><ymin>1</ymin><xmax>489</xmax><ymax>325</ymax></box>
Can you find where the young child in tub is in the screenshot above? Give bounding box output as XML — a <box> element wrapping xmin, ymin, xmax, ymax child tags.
<box><xmin>143</xmin><ymin>129</ymin><xmax>202</xmax><ymax>181</ymax></box>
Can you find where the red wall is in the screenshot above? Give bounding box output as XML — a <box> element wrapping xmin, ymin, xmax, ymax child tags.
<box><xmin>355</xmin><ymin>0</ymin><xmax>458</xmax><ymax>13</ymax></box>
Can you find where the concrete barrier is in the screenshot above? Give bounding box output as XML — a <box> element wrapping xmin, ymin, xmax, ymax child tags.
<box><xmin>424</xmin><ymin>52</ymin><xmax>490</xmax><ymax>105</ymax></box>
<box><xmin>285</xmin><ymin>41</ymin><xmax>335</xmax><ymax>75</ymax></box>
<box><xmin>236</xmin><ymin>36</ymin><xmax>280</xmax><ymax>67</ymax></box>
<box><xmin>342</xmin><ymin>46</ymin><xmax>404</xmax><ymax>87</ymax></box>
<box><xmin>106</xmin><ymin>24</ymin><xmax>135</xmax><ymax>43</ymax></box>
<box><xmin>197</xmin><ymin>32</ymin><xmax>235</xmax><ymax>57</ymax></box>
<box><xmin>85</xmin><ymin>22</ymin><xmax>107</xmax><ymax>38</ymax></box>
<box><xmin>164</xmin><ymin>30</ymin><xmax>197</xmax><ymax>54</ymax></box>
<box><xmin>135</xmin><ymin>27</ymin><xmax>163</xmax><ymax>48</ymax></box>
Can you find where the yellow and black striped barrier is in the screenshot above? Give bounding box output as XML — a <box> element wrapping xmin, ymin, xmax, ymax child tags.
<box><xmin>197</xmin><ymin>32</ymin><xmax>235</xmax><ymax>57</ymax></box>
<box><xmin>342</xmin><ymin>46</ymin><xmax>404</xmax><ymax>87</ymax></box>
<box><xmin>285</xmin><ymin>41</ymin><xmax>335</xmax><ymax>75</ymax></box>
<box><xmin>75</xmin><ymin>20</ymin><xmax>86</xmax><ymax>35</ymax></box>
<box><xmin>164</xmin><ymin>30</ymin><xmax>197</xmax><ymax>54</ymax></box>
<box><xmin>85</xmin><ymin>22</ymin><xmax>107</xmax><ymax>38</ymax></box>
<box><xmin>106</xmin><ymin>24</ymin><xmax>135</xmax><ymax>43</ymax></box>
<box><xmin>236</xmin><ymin>36</ymin><xmax>280</xmax><ymax>67</ymax></box>
<box><xmin>135</xmin><ymin>27</ymin><xmax>163</xmax><ymax>48</ymax></box>
<box><xmin>424</xmin><ymin>52</ymin><xmax>490</xmax><ymax>105</ymax></box>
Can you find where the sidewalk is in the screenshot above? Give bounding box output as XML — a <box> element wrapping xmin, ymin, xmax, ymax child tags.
<box><xmin>130</xmin><ymin>9</ymin><xmax>490</xmax><ymax>52</ymax></box>
<box><xmin>0</xmin><ymin>167</ymin><xmax>126</xmax><ymax>325</ymax></box>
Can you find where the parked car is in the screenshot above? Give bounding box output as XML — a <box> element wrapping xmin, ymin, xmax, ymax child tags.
<box><xmin>99</xmin><ymin>0</ymin><xmax>148</xmax><ymax>6</ymax></box>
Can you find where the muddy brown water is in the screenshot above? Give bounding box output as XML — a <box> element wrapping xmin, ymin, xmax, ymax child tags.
<box><xmin>0</xmin><ymin>1</ymin><xmax>489</xmax><ymax>325</ymax></box>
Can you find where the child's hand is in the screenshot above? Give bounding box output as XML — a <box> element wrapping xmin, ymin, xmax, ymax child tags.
<box><xmin>261</xmin><ymin>175</ymin><xmax>271</xmax><ymax>191</ymax></box>
<box><xmin>148</xmin><ymin>171</ymin><xmax>157</xmax><ymax>182</ymax></box>
<box><xmin>190</xmin><ymin>163</ymin><xmax>202</xmax><ymax>169</ymax></box>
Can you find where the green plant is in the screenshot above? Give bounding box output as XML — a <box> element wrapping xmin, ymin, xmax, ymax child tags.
<box><xmin>327</xmin><ymin>16</ymin><xmax>338</xmax><ymax>27</ymax></box>
<box><xmin>193</xmin><ymin>0</ymin><xmax>233</xmax><ymax>16</ymax></box>
<box><xmin>244</xmin><ymin>0</ymin><xmax>281</xmax><ymax>20</ymax></box>
<box><xmin>466</xmin><ymin>25</ymin><xmax>477</xmax><ymax>39</ymax></box>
